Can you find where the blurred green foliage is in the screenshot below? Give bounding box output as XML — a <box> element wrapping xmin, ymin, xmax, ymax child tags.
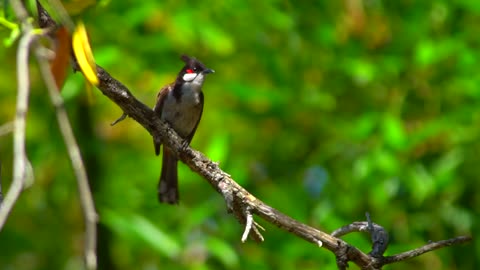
<box><xmin>0</xmin><ymin>1</ymin><xmax>478</xmax><ymax>269</ymax></box>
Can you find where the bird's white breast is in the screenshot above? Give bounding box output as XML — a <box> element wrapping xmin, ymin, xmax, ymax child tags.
<box><xmin>161</xmin><ymin>83</ymin><xmax>202</xmax><ymax>138</ymax></box>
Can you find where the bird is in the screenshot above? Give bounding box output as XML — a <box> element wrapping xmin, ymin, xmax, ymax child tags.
<box><xmin>153</xmin><ymin>55</ymin><xmax>214</xmax><ymax>204</ymax></box>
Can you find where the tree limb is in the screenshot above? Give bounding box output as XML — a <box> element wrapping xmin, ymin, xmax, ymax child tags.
<box><xmin>33</xmin><ymin>3</ymin><xmax>473</xmax><ymax>269</ymax></box>
<box><xmin>79</xmin><ymin>26</ymin><xmax>474</xmax><ymax>270</ymax></box>
<box><xmin>381</xmin><ymin>236</ymin><xmax>472</xmax><ymax>265</ymax></box>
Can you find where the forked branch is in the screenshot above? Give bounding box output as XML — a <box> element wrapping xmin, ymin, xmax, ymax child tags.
<box><xmin>4</xmin><ymin>2</ymin><xmax>472</xmax><ymax>269</ymax></box>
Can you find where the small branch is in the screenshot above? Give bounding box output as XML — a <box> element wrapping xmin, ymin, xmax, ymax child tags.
<box><xmin>110</xmin><ymin>113</ymin><xmax>128</xmax><ymax>126</ymax></box>
<box><xmin>331</xmin><ymin>213</ymin><xmax>389</xmax><ymax>258</ymax></box>
<box><xmin>241</xmin><ymin>206</ymin><xmax>254</xmax><ymax>242</ymax></box>
<box><xmin>0</xmin><ymin>20</ymin><xmax>37</xmax><ymax>229</ymax></box>
<box><xmin>5</xmin><ymin>1</ymin><xmax>98</xmax><ymax>269</ymax></box>
<box><xmin>331</xmin><ymin>219</ymin><xmax>472</xmax><ymax>268</ymax></box>
<box><xmin>240</xmin><ymin>206</ymin><xmax>265</xmax><ymax>242</ymax></box>
<box><xmin>35</xmin><ymin>42</ymin><xmax>98</xmax><ymax>270</ymax></box>
<box><xmin>382</xmin><ymin>236</ymin><xmax>472</xmax><ymax>265</ymax></box>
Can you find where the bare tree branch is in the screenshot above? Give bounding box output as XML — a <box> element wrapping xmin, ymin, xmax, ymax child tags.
<box><xmin>0</xmin><ymin>122</ymin><xmax>15</xmax><ymax>208</ymax></box>
<box><xmin>35</xmin><ymin>44</ymin><xmax>98</xmax><ymax>270</ymax></box>
<box><xmin>332</xmin><ymin>213</ymin><xmax>389</xmax><ymax>258</ymax></box>
<box><xmin>381</xmin><ymin>236</ymin><xmax>472</xmax><ymax>265</ymax></box>
<box><xmin>91</xmin><ymin>42</ymin><xmax>473</xmax><ymax>270</ymax></box>
<box><xmin>2</xmin><ymin>1</ymin><xmax>99</xmax><ymax>269</ymax></box>
<box><xmin>89</xmin><ymin>63</ymin><xmax>372</xmax><ymax>258</ymax></box>
<box><xmin>0</xmin><ymin>11</ymin><xmax>37</xmax><ymax>229</ymax></box>
<box><xmin>31</xmin><ymin>2</ymin><xmax>474</xmax><ymax>269</ymax></box>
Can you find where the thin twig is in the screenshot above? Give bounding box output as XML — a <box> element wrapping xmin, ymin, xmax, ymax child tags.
<box><xmin>35</xmin><ymin>46</ymin><xmax>98</xmax><ymax>270</ymax></box>
<box><xmin>241</xmin><ymin>206</ymin><xmax>253</xmax><ymax>242</ymax></box>
<box><xmin>110</xmin><ymin>113</ymin><xmax>127</xmax><ymax>126</ymax></box>
<box><xmin>0</xmin><ymin>25</ymin><xmax>37</xmax><ymax>229</ymax></box>
<box><xmin>331</xmin><ymin>221</ymin><xmax>384</xmax><ymax>237</ymax></box>
<box><xmin>382</xmin><ymin>236</ymin><xmax>472</xmax><ymax>265</ymax></box>
<box><xmin>7</xmin><ymin>1</ymin><xmax>98</xmax><ymax>267</ymax></box>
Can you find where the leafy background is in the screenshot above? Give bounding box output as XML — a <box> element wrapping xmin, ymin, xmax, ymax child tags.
<box><xmin>0</xmin><ymin>1</ymin><xmax>478</xmax><ymax>269</ymax></box>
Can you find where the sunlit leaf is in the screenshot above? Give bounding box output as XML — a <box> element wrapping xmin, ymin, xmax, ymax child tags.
<box><xmin>72</xmin><ymin>22</ymin><xmax>99</xmax><ymax>86</ymax></box>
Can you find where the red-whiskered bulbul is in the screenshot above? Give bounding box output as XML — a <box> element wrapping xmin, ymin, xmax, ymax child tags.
<box><xmin>153</xmin><ymin>55</ymin><xmax>214</xmax><ymax>204</ymax></box>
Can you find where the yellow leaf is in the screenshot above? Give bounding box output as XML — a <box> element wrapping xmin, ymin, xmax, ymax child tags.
<box><xmin>72</xmin><ymin>22</ymin><xmax>99</xmax><ymax>86</ymax></box>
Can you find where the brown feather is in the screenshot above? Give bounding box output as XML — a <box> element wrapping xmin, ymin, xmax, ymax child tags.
<box><xmin>153</xmin><ymin>83</ymin><xmax>173</xmax><ymax>156</ymax></box>
<box><xmin>158</xmin><ymin>147</ymin><xmax>179</xmax><ymax>204</ymax></box>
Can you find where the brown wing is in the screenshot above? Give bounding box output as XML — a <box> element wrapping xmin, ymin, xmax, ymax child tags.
<box><xmin>184</xmin><ymin>91</ymin><xmax>204</xmax><ymax>144</ymax></box>
<box><xmin>153</xmin><ymin>83</ymin><xmax>172</xmax><ymax>115</ymax></box>
<box><xmin>153</xmin><ymin>83</ymin><xmax>173</xmax><ymax>155</ymax></box>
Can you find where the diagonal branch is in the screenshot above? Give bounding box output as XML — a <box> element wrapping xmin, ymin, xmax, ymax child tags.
<box><xmin>35</xmin><ymin>3</ymin><xmax>472</xmax><ymax>269</ymax></box>
<box><xmin>91</xmin><ymin>45</ymin><xmax>473</xmax><ymax>270</ymax></box>
<box><xmin>93</xmin><ymin>64</ymin><xmax>359</xmax><ymax>250</ymax></box>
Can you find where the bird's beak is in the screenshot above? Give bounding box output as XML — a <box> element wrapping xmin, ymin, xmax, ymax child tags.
<box><xmin>203</xmin><ymin>68</ymin><xmax>215</xmax><ymax>74</ymax></box>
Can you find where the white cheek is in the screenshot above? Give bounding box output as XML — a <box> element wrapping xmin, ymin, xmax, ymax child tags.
<box><xmin>183</xmin><ymin>73</ymin><xmax>197</xmax><ymax>81</ymax></box>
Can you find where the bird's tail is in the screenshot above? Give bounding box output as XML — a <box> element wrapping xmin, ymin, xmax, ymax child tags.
<box><xmin>158</xmin><ymin>147</ymin><xmax>179</xmax><ymax>204</ymax></box>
